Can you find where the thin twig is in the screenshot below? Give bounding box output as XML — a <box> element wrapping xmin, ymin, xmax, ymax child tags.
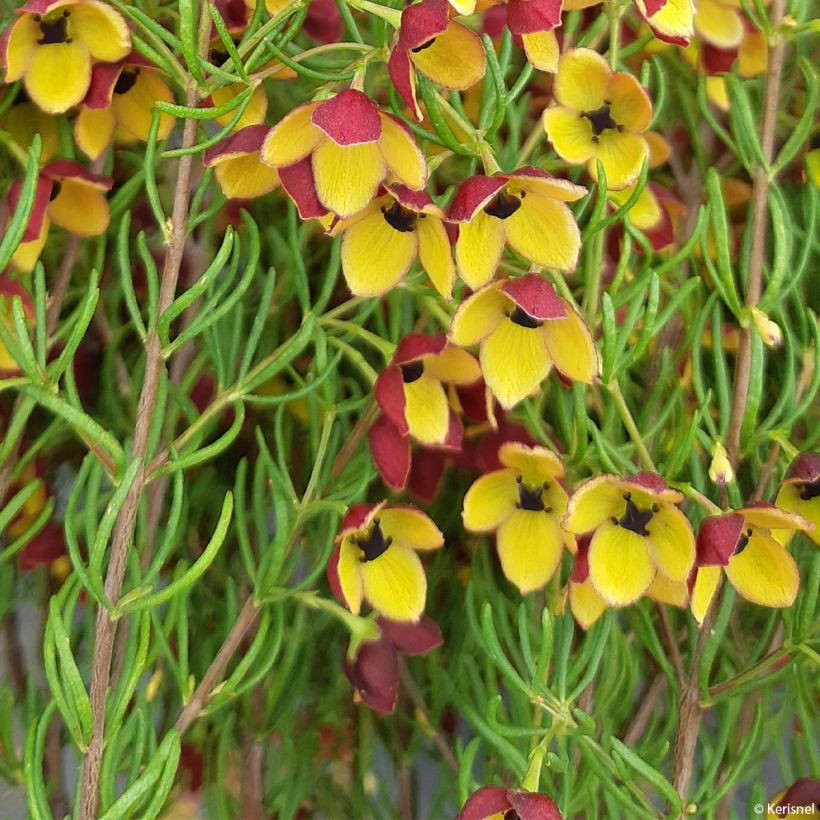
<box><xmin>659</xmin><ymin>607</ymin><xmax>685</xmax><ymax>682</ymax></box>
<box><xmin>622</xmin><ymin>672</ymin><xmax>666</xmax><ymax>747</ymax></box>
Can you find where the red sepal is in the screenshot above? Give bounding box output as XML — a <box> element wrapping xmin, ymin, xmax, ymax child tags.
<box><xmin>697</xmin><ymin>513</ymin><xmax>745</xmax><ymax>566</ymax></box>
<box><xmin>278</xmin><ymin>158</ymin><xmax>329</xmax><ymax>220</ymax></box>
<box><xmin>369</xmin><ymin>414</ymin><xmax>412</xmax><ymax>490</ymax></box>
<box><xmin>312</xmin><ymin>90</ymin><xmax>381</xmax><ymax>146</ymax></box>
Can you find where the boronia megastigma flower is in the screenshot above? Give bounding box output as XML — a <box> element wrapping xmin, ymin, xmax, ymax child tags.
<box><xmin>563</xmin><ymin>472</ymin><xmax>696</xmax><ymax>606</ymax></box>
<box><xmin>692</xmin><ymin>504</ymin><xmax>814</xmax><ymax>623</ymax></box>
<box><xmin>328</xmin><ymin>502</ymin><xmax>444</xmax><ymax>622</ymax></box>
<box><xmin>448</xmin><ymin>169</ymin><xmax>586</xmax><ymax>290</ymax></box>
<box><xmin>1</xmin><ymin>0</ymin><xmax>130</xmax><ymax>113</ymax></box>
<box><xmin>261</xmin><ymin>89</ymin><xmax>427</xmax><ymax>218</ymax></box>
<box><xmin>450</xmin><ymin>273</ymin><xmax>598</xmax><ymax>409</ymax></box>
<box><xmin>462</xmin><ymin>442</ymin><xmax>575</xmax><ymax>594</ymax></box>
<box><xmin>542</xmin><ymin>48</ymin><xmax>653</xmax><ymax>190</ymax></box>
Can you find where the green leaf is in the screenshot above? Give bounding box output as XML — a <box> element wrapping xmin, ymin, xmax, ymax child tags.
<box><xmin>0</xmin><ymin>136</ymin><xmax>41</xmax><ymax>272</ymax></box>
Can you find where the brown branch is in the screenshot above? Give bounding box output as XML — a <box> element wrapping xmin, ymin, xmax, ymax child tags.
<box><xmin>659</xmin><ymin>607</ymin><xmax>686</xmax><ymax>682</ymax></box>
<box><xmin>622</xmin><ymin>673</ymin><xmax>666</xmax><ymax>747</ymax></box>
<box><xmin>240</xmin><ymin>687</ymin><xmax>267</xmax><ymax>820</ymax></box>
<box><xmin>726</xmin><ymin>0</ymin><xmax>788</xmax><ymax>464</ymax></box>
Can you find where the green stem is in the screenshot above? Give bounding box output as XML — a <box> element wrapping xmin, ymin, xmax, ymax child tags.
<box><xmin>607</xmin><ymin>379</ymin><xmax>656</xmax><ymax>472</ymax></box>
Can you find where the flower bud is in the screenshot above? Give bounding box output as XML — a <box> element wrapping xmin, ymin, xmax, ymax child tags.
<box><xmin>751</xmin><ymin>307</ymin><xmax>782</xmax><ymax>348</ymax></box>
<box><xmin>708</xmin><ymin>441</ymin><xmax>734</xmax><ymax>486</ymax></box>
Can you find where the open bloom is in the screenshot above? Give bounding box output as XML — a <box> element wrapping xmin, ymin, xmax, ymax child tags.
<box><xmin>449</xmin><ymin>169</ymin><xmax>585</xmax><ymax>290</ymax></box>
<box><xmin>450</xmin><ymin>274</ymin><xmax>598</xmax><ymax>409</ymax></box>
<box><xmin>203</xmin><ymin>125</ymin><xmax>280</xmax><ymax>200</ymax></box>
<box><xmin>331</xmin><ymin>184</ymin><xmax>455</xmax><ymax>298</ymax></box>
<box><xmin>2</xmin><ymin>0</ymin><xmax>130</xmax><ymax>113</ymax></box>
<box><xmin>774</xmin><ymin>453</ymin><xmax>819</xmax><ymax>546</ymax></box>
<box><xmin>563</xmin><ymin>472</ymin><xmax>695</xmax><ymax>607</ymax></box>
<box><xmin>261</xmin><ymin>89</ymin><xmax>427</xmax><ymax>218</ymax></box>
<box><xmin>74</xmin><ymin>54</ymin><xmax>174</xmax><ymax>160</ymax></box>
<box><xmin>388</xmin><ymin>0</ymin><xmax>485</xmax><ymax>121</ymax></box>
<box><xmin>691</xmin><ymin>504</ymin><xmax>813</xmax><ymax>623</ymax></box>
<box><xmin>344</xmin><ymin>615</ymin><xmax>442</xmax><ymax>715</ymax></box>
<box><xmin>458</xmin><ymin>786</ymin><xmax>561</xmax><ymax>820</ymax></box>
<box><xmin>463</xmin><ymin>443</ymin><xmax>574</xmax><ymax>593</ymax></box>
<box><xmin>543</xmin><ymin>49</ymin><xmax>652</xmax><ymax>190</ymax></box>
<box><xmin>328</xmin><ymin>503</ymin><xmax>444</xmax><ymax>622</ymax></box>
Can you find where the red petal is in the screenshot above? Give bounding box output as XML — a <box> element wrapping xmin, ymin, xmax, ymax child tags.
<box><xmin>304</xmin><ymin>0</ymin><xmax>344</xmax><ymax>43</ymax></box>
<box><xmin>374</xmin><ymin>365</ymin><xmax>409</xmax><ymax>434</ymax></box>
<box><xmin>397</xmin><ymin>0</ymin><xmax>450</xmax><ymax>51</ymax></box>
<box><xmin>7</xmin><ymin>176</ymin><xmax>51</xmax><ymax>243</ymax></box>
<box><xmin>393</xmin><ymin>332</ymin><xmax>448</xmax><ymax>365</ymax></box>
<box><xmin>457</xmin><ymin>786</ymin><xmax>511</xmax><ymax>820</ymax></box>
<box><xmin>345</xmin><ymin>639</ymin><xmax>400</xmax><ymax>715</ymax></box>
<box><xmin>570</xmin><ymin>535</ymin><xmax>592</xmax><ymax>583</ymax></box>
<box><xmin>388</xmin><ymin>47</ymin><xmax>420</xmax><ymax>121</ymax></box>
<box><xmin>327</xmin><ymin>545</ymin><xmax>346</xmax><ymax>605</ymax></box>
<box><xmin>84</xmin><ymin>60</ymin><xmax>124</xmax><ymax>109</ymax></box>
<box><xmin>388</xmin><ymin>183</ymin><xmax>435</xmax><ymax>212</ymax></box>
<box><xmin>626</xmin><ymin>471</ymin><xmax>669</xmax><ymax>495</ymax></box>
<box><xmin>786</xmin><ymin>453</ymin><xmax>820</xmax><ymax>484</ymax></box>
<box><xmin>500</xmin><ymin>274</ymin><xmax>565</xmax><ymax>320</ymax></box>
<box><xmin>312</xmin><ymin>90</ymin><xmax>382</xmax><ymax>146</ymax></box>
<box><xmin>340</xmin><ymin>503</ymin><xmax>378</xmax><ymax>534</ymax></box>
<box><xmin>697</xmin><ymin>513</ymin><xmax>745</xmax><ymax>566</ymax></box>
<box><xmin>42</xmin><ymin>161</ymin><xmax>113</xmax><ymax>190</ymax></box>
<box><xmin>19</xmin><ymin>523</ymin><xmax>66</xmax><ymax>570</ymax></box>
<box><xmin>506</xmin><ymin>789</ymin><xmax>563</xmax><ymax>820</ymax></box>
<box><xmin>369</xmin><ymin>415</ymin><xmax>412</xmax><ymax>490</ymax></box>
<box><xmin>448</xmin><ymin>176</ymin><xmax>506</xmax><ymax>222</ymax></box>
<box><xmin>701</xmin><ymin>44</ymin><xmax>737</xmax><ymax>74</ymax></box>
<box><xmin>379</xmin><ymin>614</ymin><xmax>443</xmax><ymax>654</ymax></box>
<box><xmin>505</xmin><ymin>0</ymin><xmax>561</xmax><ymax>35</ymax></box>
<box><xmin>278</xmin><ymin>157</ymin><xmax>329</xmax><ymax>220</ymax></box>
<box><xmin>203</xmin><ymin>124</ymin><xmax>271</xmax><ymax>166</ymax></box>
<box><xmin>642</xmin><ymin>0</ymin><xmax>666</xmax><ymax>14</ymax></box>
<box><xmin>408</xmin><ymin>447</ymin><xmax>447</xmax><ymax>503</ymax></box>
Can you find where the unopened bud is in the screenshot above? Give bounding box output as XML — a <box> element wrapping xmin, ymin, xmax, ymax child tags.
<box><xmin>708</xmin><ymin>441</ymin><xmax>734</xmax><ymax>486</ymax></box>
<box><xmin>751</xmin><ymin>307</ymin><xmax>782</xmax><ymax>348</ymax></box>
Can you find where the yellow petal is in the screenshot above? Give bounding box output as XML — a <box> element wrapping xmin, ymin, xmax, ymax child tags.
<box><xmin>563</xmin><ymin>475</ymin><xmax>626</xmax><ymax>535</ymax></box>
<box><xmin>380</xmin><ymin>507</ymin><xmax>444</xmax><ymax>551</ymax></box>
<box><xmin>313</xmin><ymin>140</ymin><xmax>385</xmax><ymax>217</ymax></box>
<box><xmin>522</xmin><ymin>30</ymin><xmax>559</xmax><ymax>73</ymax></box>
<box><xmin>743</xmin><ymin>504</ymin><xmax>811</xmax><ymax>533</ymax></box>
<box><xmin>570</xmin><ymin>578</ymin><xmax>608</xmax><ymax>629</ymax></box>
<box><xmin>542</xmin><ymin>305</ymin><xmax>598</xmax><ymax>383</ymax></box>
<box><xmin>739</xmin><ymin>31</ymin><xmax>767</xmax><ymax>78</ymax></box>
<box><xmin>213</xmin><ymin>83</ymin><xmax>267</xmax><ymax>130</ymax></box>
<box><xmin>1</xmin><ymin>101</ymin><xmax>59</xmax><ymax>161</ymax></box>
<box><xmin>11</xmin><ymin>217</ymin><xmax>49</xmax><ymax>273</ymax></box>
<box><xmin>214</xmin><ymin>153</ymin><xmax>280</xmax><ymax>199</ymax></box>
<box><xmin>725</xmin><ymin>531</ymin><xmax>799</xmax><ymax>608</ymax></box>
<box><xmin>424</xmin><ymin>344</ymin><xmax>481</xmax><ymax>385</ymax></box>
<box><xmin>646</xmin><ymin>574</ymin><xmax>689</xmax><ymax>607</ymax></box>
<box><xmin>448</xmin><ymin>0</ymin><xmax>476</xmax><ymax>12</ymax></box>
<box><xmin>542</xmin><ymin>106</ymin><xmax>596</xmax><ymax>163</ymax></box>
<box><xmin>4</xmin><ymin>14</ymin><xmax>39</xmax><ymax>81</ymax></box>
<box><xmin>402</xmin><ymin>373</ymin><xmax>451</xmax><ymax>445</ymax></box>
<box><xmin>262</xmin><ymin>102</ymin><xmax>322</xmax><ymax>167</ymax></box>
<box><xmin>607</xmin><ymin>72</ymin><xmax>652</xmax><ymax>133</ymax></box>
<box><xmin>694</xmin><ymin>0</ymin><xmax>744</xmax><ymax>49</ymax></box>
<box><xmin>610</xmin><ymin>184</ymin><xmax>662</xmax><ymax>231</ymax></box>
<box><xmin>416</xmin><ymin>214</ymin><xmax>455</xmax><ymax>300</ymax></box>
<box><xmin>455</xmin><ymin>210</ymin><xmax>506</xmax><ymax>290</ymax></box>
<box><xmin>498</xmin><ymin>442</ymin><xmax>564</xmax><ymax>483</ymax></box>
<box><xmin>588</xmin><ymin>520</ymin><xmax>655</xmax><ymax>606</ymax></box>
<box><xmin>70</xmin><ymin>1</ymin><xmax>130</xmax><ymax>61</ymax></box>
<box><xmin>691</xmin><ymin>565</ymin><xmax>722</xmax><ymax>625</ymax></box>
<box><xmin>504</xmin><ymin>195</ymin><xmax>580</xmax><ymax>272</ymax></box>
<box><xmin>592</xmin><ymin>130</ymin><xmax>648</xmax><ymax>191</ymax></box>
<box><xmin>774</xmin><ymin>484</ymin><xmax>819</xmax><ymax>546</ymax></box>
<box><xmin>112</xmin><ymin>69</ymin><xmax>175</xmax><ymax>142</ymax></box>
<box><xmin>646</xmin><ymin>504</ymin><xmax>695</xmax><ymax>582</ymax></box>
<box><xmin>480</xmin><ymin>317</ymin><xmax>551</xmax><ymax>409</ymax></box>
<box><xmin>378</xmin><ymin>114</ymin><xmax>426</xmax><ymax>190</ymax></box>
<box><xmin>361</xmin><ymin>543</ymin><xmax>427</xmax><ymax>622</ymax></box>
<box><xmin>340</xmin><ymin>203</ymin><xmax>417</xmax><ymax>295</ymax></box>
<box><xmin>75</xmin><ymin>105</ymin><xmax>115</xmax><ymax>160</ymax></box>
<box><xmin>411</xmin><ymin>23</ymin><xmax>486</xmax><ymax>91</ymax></box>
<box><xmin>554</xmin><ymin>48</ymin><xmax>611</xmax><ymax>112</ymax></box>
<box><xmin>48</xmin><ymin>179</ymin><xmax>109</xmax><ymax>236</ymax></box>
<box><xmin>338</xmin><ymin>537</ymin><xmax>364</xmax><ymax>615</ymax></box>
<box><xmin>24</xmin><ymin>41</ymin><xmax>91</xmax><ymax>114</ymax></box>
<box><xmin>450</xmin><ymin>285</ymin><xmax>508</xmax><ymax>347</ymax></box>
<box><xmin>706</xmin><ymin>76</ymin><xmax>730</xmax><ymax>112</ymax></box>
<box><xmin>637</xmin><ymin>0</ymin><xmax>694</xmax><ymax>42</ymax></box>
<box><xmin>496</xmin><ymin>509</ymin><xmax>564</xmax><ymax>593</ymax></box>
<box><xmin>462</xmin><ymin>469</ymin><xmax>519</xmax><ymax>532</ymax></box>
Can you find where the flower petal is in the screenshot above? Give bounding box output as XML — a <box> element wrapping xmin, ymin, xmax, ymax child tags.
<box><xmin>694</xmin><ymin>0</ymin><xmax>744</xmax><ymax>49</ymax></box>
<box><xmin>75</xmin><ymin>104</ymin><xmax>115</xmax><ymax>160</ymax></box>
<box><xmin>379</xmin><ymin>506</ymin><xmax>444</xmax><ymax>551</ymax></box>
<box><xmin>112</xmin><ymin>68</ymin><xmax>174</xmax><ymax>142</ymax></box>
<box><xmin>554</xmin><ymin>48</ymin><xmax>610</xmax><ymax>112</ymax></box>
<box><xmin>774</xmin><ymin>483</ymin><xmax>819</xmax><ymax>546</ymax></box>
<box><xmin>636</xmin><ymin>0</ymin><xmax>694</xmax><ymax>45</ymax></box>
<box><xmin>725</xmin><ymin>531</ymin><xmax>799</xmax><ymax>608</ymax></box>
<box><xmin>361</xmin><ymin>543</ymin><xmax>427</xmax><ymax>622</ymax></box>
<box><xmin>570</xmin><ymin>578</ymin><xmax>608</xmax><ymax>629</ymax></box>
<box><xmin>455</xmin><ymin>210</ymin><xmax>506</xmax><ymax>290</ymax></box>
<box><xmin>588</xmin><ymin>520</ymin><xmax>655</xmax><ymax>606</ymax></box>
<box><xmin>592</xmin><ymin>130</ymin><xmax>648</xmax><ymax>191</ymax></box>
<box><xmin>333</xmin><ymin>538</ymin><xmax>364</xmax><ymax>614</ymax></box>
<box><xmin>24</xmin><ymin>41</ymin><xmax>91</xmax><ymax>113</ymax></box>
<box><xmin>261</xmin><ymin>102</ymin><xmax>322</xmax><ymax>167</ymax></box>
<box><xmin>212</xmin><ymin>83</ymin><xmax>267</xmax><ymax>129</ymax></box>
<box><xmin>480</xmin><ymin>318</ymin><xmax>551</xmax><ymax>409</ymax></box>
<box><xmin>462</xmin><ymin>468</ymin><xmax>518</xmax><ymax>532</ymax></box>
<box><xmin>70</xmin><ymin>0</ymin><xmax>130</xmax><ymax>62</ymax></box>
<box><xmin>504</xmin><ymin>195</ymin><xmax>580</xmax><ymax>272</ymax></box>
<box><xmin>496</xmin><ymin>509</ymin><xmax>564</xmax><ymax>593</ymax></box>
<box><xmin>312</xmin><ymin>140</ymin><xmax>385</xmax><ymax>217</ymax></box>
<box><xmin>416</xmin><ymin>215</ymin><xmax>455</xmax><ymax>299</ymax></box>
<box><xmin>691</xmin><ymin>565</ymin><xmax>722</xmax><ymax>625</ymax></box>
<box><xmin>403</xmin><ymin>373</ymin><xmax>451</xmax><ymax>445</ymax></box>
<box><xmin>498</xmin><ymin>442</ymin><xmax>564</xmax><ymax>483</ymax></box>
<box><xmin>521</xmin><ymin>30</ymin><xmax>559</xmax><ymax>73</ymax></box>
<box><xmin>542</xmin><ymin>106</ymin><xmax>597</xmax><ymax>163</ymax></box>
<box><xmin>411</xmin><ymin>23</ymin><xmax>486</xmax><ymax>91</ymax></box>
<box><xmin>341</xmin><ymin>203</ymin><xmax>417</xmax><ymax>295</ymax></box>
<box><xmin>214</xmin><ymin>153</ymin><xmax>280</xmax><ymax>199</ymax></box>
<box><xmin>450</xmin><ymin>285</ymin><xmax>508</xmax><ymax>346</ymax></box>
<box><xmin>3</xmin><ymin>14</ymin><xmax>39</xmax><ymax>81</ymax></box>
<box><xmin>378</xmin><ymin>113</ymin><xmax>427</xmax><ymax>190</ymax></box>
<box><xmin>48</xmin><ymin>179</ymin><xmax>109</xmax><ymax>236</ymax></box>
<box><xmin>646</xmin><ymin>574</ymin><xmax>689</xmax><ymax>607</ymax></box>
<box><xmin>312</xmin><ymin>89</ymin><xmax>381</xmax><ymax>145</ymax></box>
<box><xmin>646</xmin><ymin>504</ymin><xmax>695</xmax><ymax>582</ymax></box>
<box><xmin>369</xmin><ymin>414</ymin><xmax>412</xmax><ymax>490</ymax></box>
<box><xmin>607</xmin><ymin>72</ymin><xmax>652</xmax><ymax>132</ymax></box>
<box><xmin>542</xmin><ymin>303</ymin><xmax>599</xmax><ymax>384</ymax></box>
<box><xmin>424</xmin><ymin>344</ymin><xmax>481</xmax><ymax>385</ymax></box>
<box><xmin>277</xmin><ymin>157</ymin><xmax>328</xmax><ymax>220</ymax></box>
<box><xmin>388</xmin><ymin>47</ymin><xmax>420</xmax><ymax>120</ymax></box>
<box><xmin>564</xmin><ymin>476</ymin><xmax>627</xmax><ymax>535</ymax></box>
<box><xmin>742</xmin><ymin>502</ymin><xmax>812</xmax><ymax>533</ymax></box>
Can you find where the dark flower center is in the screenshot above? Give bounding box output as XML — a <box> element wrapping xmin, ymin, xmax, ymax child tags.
<box><xmin>49</xmin><ymin>181</ymin><xmax>62</xmax><ymax>202</ymax></box>
<box><xmin>400</xmin><ymin>360</ymin><xmax>424</xmax><ymax>383</ymax></box>
<box><xmin>37</xmin><ymin>11</ymin><xmax>71</xmax><ymax>45</ymax></box>
<box><xmin>114</xmin><ymin>68</ymin><xmax>139</xmax><ymax>96</ymax></box>
<box><xmin>799</xmin><ymin>479</ymin><xmax>820</xmax><ymax>501</ymax></box>
<box><xmin>516</xmin><ymin>477</ymin><xmax>551</xmax><ymax>512</ymax></box>
<box><xmin>503</xmin><ymin>811</ymin><xmax>521</xmax><ymax>820</ymax></box>
<box><xmin>612</xmin><ymin>493</ymin><xmax>655</xmax><ymax>537</ymax></box>
<box><xmin>584</xmin><ymin>103</ymin><xmax>619</xmax><ymax>141</ymax></box>
<box><xmin>381</xmin><ymin>201</ymin><xmax>417</xmax><ymax>233</ymax></box>
<box><xmin>483</xmin><ymin>191</ymin><xmax>522</xmax><ymax>220</ymax></box>
<box><xmin>734</xmin><ymin>528</ymin><xmax>752</xmax><ymax>556</ymax></box>
<box><xmin>354</xmin><ymin>519</ymin><xmax>393</xmax><ymax>562</ymax></box>
<box><xmin>411</xmin><ymin>37</ymin><xmax>436</xmax><ymax>53</ymax></box>
<box><xmin>509</xmin><ymin>306</ymin><xmax>543</xmax><ymax>329</ymax></box>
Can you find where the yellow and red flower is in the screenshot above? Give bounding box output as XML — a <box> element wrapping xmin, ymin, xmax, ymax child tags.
<box><xmin>449</xmin><ymin>169</ymin><xmax>585</xmax><ymax>289</ymax></box>
<box><xmin>463</xmin><ymin>442</ymin><xmax>574</xmax><ymax>594</ymax></box>
<box><xmin>388</xmin><ymin>0</ymin><xmax>486</xmax><ymax>122</ymax></box>
<box><xmin>74</xmin><ymin>54</ymin><xmax>174</xmax><ymax>160</ymax></box>
<box><xmin>330</xmin><ymin>184</ymin><xmax>455</xmax><ymax>298</ymax></box>
<box><xmin>328</xmin><ymin>502</ymin><xmax>444</xmax><ymax>622</ymax></box>
<box><xmin>2</xmin><ymin>0</ymin><xmax>130</xmax><ymax>114</ymax></box>
<box><xmin>634</xmin><ymin>0</ymin><xmax>694</xmax><ymax>45</ymax></box>
<box><xmin>450</xmin><ymin>273</ymin><xmax>598</xmax><ymax>409</ymax></box>
<box><xmin>0</xmin><ymin>277</ymin><xmax>34</xmax><ymax>375</ymax></box>
<box><xmin>563</xmin><ymin>472</ymin><xmax>696</xmax><ymax>607</ymax></box>
<box><xmin>504</xmin><ymin>0</ymin><xmax>562</xmax><ymax>72</ymax></box>
<box><xmin>774</xmin><ymin>453</ymin><xmax>820</xmax><ymax>546</ymax></box>
<box><xmin>203</xmin><ymin>124</ymin><xmax>280</xmax><ymax>200</ymax></box>
<box><xmin>457</xmin><ymin>785</ymin><xmax>561</xmax><ymax>820</ymax></box>
<box><xmin>261</xmin><ymin>89</ymin><xmax>427</xmax><ymax>218</ymax></box>
<box><xmin>691</xmin><ymin>504</ymin><xmax>814</xmax><ymax>623</ymax></box>
<box><xmin>542</xmin><ymin>48</ymin><xmax>652</xmax><ymax>191</ymax></box>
